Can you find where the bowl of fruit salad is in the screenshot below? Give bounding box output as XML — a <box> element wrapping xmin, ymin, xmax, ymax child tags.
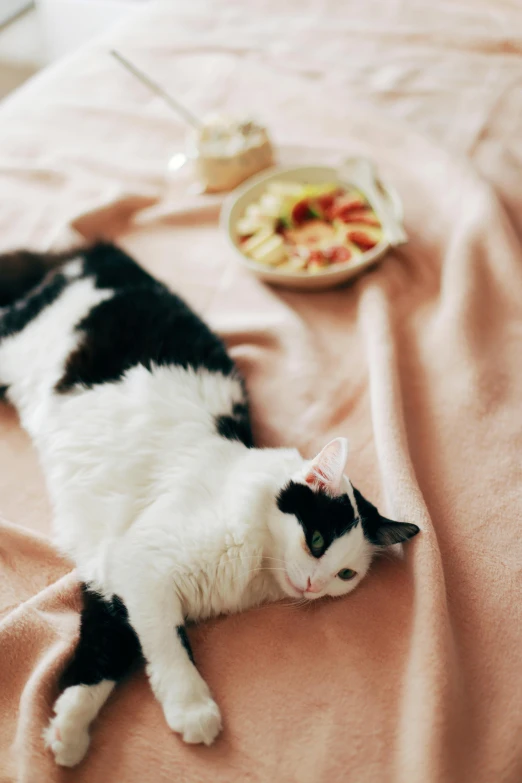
<box><xmin>221</xmin><ymin>164</ymin><xmax>404</xmax><ymax>290</ymax></box>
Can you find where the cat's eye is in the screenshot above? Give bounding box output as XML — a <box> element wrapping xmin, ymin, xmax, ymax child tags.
<box><xmin>337</xmin><ymin>568</ymin><xmax>357</xmax><ymax>581</ymax></box>
<box><xmin>311</xmin><ymin>531</ymin><xmax>324</xmax><ymax>552</ymax></box>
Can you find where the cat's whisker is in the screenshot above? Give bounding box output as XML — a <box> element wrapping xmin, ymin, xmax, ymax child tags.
<box><xmin>218</xmin><ymin>555</ymin><xmax>285</xmax><ymax>564</ymax></box>
<box><xmin>230</xmin><ymin>566</ymin><xmax>287</xmax><ymax>582</ymax></box>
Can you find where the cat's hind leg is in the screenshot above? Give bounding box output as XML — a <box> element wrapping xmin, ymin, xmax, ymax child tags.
<box><xmin>44</xmin><ymin>584</ymin><xmax>142</xmax><ymax>767</ymax></box>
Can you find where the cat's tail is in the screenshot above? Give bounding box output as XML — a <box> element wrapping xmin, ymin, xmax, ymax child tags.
<box><xmin>0</xmin><ymin>248</ymin><xmax>80</xmax><ymax>307</ymax></box>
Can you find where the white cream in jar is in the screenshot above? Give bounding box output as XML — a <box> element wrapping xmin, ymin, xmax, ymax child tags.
<box><xmin>188</xmin><ymin>114</ymin><xmax>274</xmax><ymax>193</ymax></box>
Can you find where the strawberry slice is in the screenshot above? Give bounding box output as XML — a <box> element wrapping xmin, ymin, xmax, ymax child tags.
<box><xmin>334</xmin><ymin>194</ymin><xmax>365</xmax><ymax>209</ymax></box>
<box><xmin>291</xmin><ymin>199</ymin><xmax>313</xmax><ymax>225</ymax></box>
<box><xmin>307</xmin><ymin>249</ymin><xmax>327</xmax><ymax>266</ymax></box>
<box><xmin>329</xmin><ymin>196</ymin><xmax>366</xmax><ymax>221</ymax></box>
<box><xmin>343</xmin><ymin>209</ymin><xmax>381</xmax><ymax>227</ymax></box>
<box><xmin>331</xmin><ymin>246</ymin><xmax>351</xmax><ymax>263</ymax></box>
<box><xmin>347</xmin><ymin>230</ymin><xmax>378</xmax><ymax>251</ymax></box>
<box><xmin>316</xmin><ymin>193</ymin><xmax>335</xmax><ymax>213</ymax></box>
<box><xmin>323</xmin><ymin>246</ymin><xmax>350</xmax><ymax>264</ymax></box>
<box><xmin>323</xmin><ymin>247</ymin><xmax>335</xmax><ymax>261</ymax></box>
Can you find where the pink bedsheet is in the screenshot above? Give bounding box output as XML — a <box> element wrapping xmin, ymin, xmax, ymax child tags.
<box><xmin>1</xmin><ymin>1</ymin><xmax>521</xmax><ymax>781</ymax></box>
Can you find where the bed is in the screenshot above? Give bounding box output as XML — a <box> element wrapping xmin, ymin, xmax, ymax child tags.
<box><xmin>1</xmin><ymin>1</ymin><xmax>521</xmax><ymax>781</ymax></box>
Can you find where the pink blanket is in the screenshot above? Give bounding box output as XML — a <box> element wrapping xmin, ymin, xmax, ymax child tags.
<box><xmin>1</xmin><ymin>1</ymin><xmax>521</xmax><ymax>780</ymax></box>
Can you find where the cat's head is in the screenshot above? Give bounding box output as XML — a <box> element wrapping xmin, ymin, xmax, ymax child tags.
<box><xmin>269</xmin><ymin>438</ymin><xmax>419</xmax><ymax>600</ymax></box>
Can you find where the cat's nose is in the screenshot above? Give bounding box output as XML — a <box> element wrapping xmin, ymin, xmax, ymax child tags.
<box><xmin>306</xmin><ymin>578</ymin><xmax>322</xmax><ymax>594</ymax></box>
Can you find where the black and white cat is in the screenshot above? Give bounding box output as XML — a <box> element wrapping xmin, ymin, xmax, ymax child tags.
<box><xmin>0</xmin><ymin>243</ymin><xmax>419</xmax><ymax>767</ymax></box>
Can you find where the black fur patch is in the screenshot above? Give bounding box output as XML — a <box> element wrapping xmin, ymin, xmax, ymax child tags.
<box><xmin>353</xmin><ymin>488</ymin><xmax>420</xmax><ymax>546</ymax></box>
<box><xmin>216</xmin><ymin>402</ymin><xmax>253</xmax><ymax>447</ymax></box>
<box><xmin>56</xmin><ymin>244</ymin><xmax>237</xmax><ymax>392</ymax></box>
<box><xmin>0</xmin><ymin>385</ymin><xmax>7</xmax><ymax>400</ymax></box>
<box><xmin>277</xmin><ymin>481</ymin><xmax>357</xmax><ymax>556</ymax></box>
<box><xmin>176</xmin><ymin>625</ymin><xmax>195</xmax><ymax>665</ymax></box>
<box><xmin>82</xmin><ymin>242</ymin><xmax>158</xmax><ymax>291</ymax></box>
<box><xmin>0</xmin><ymin>248</ymin><xmax>75</xmax><ymax>308</ymax></box>
<box><xmin>60</xmin><ymin>584</ymin><xmax>143</xmax><ymax>689</ymax></box>
<box><xmin>0</xmin><ymin>272</ymin><xmax>68</xmax><ymax>340</ymax></box>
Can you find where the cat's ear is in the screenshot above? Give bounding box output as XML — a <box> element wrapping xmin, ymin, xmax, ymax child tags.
<box><xmin>305</xmin><ymin>437</ymin><xmax>349</xmax><ymax>496</ymax></box>
<box><xmin>353</xmin><ymin>486</ymin><xmax>420</xmax><ymax>546</ymax></box>
<box><xmin>370</xmin><ymin>516</ymin><xmax>420</xmax><ymax>546</ymax></box>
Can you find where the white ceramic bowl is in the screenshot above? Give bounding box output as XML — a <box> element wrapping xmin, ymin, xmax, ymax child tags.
<box><xmin>221</xmin><ymin>164</ymin><xmax>404</xmax><ymax>291</ymax></box>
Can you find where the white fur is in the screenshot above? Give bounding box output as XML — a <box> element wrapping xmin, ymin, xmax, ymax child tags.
<box><xmin>43</xmin><ymin>681</ymin><xmax>115</xmax><ymax>767</ymax></box>
<box><xmin>0</xmin><ymin>275</ymin><xmax>375</xmax><ymax>765</ymax></box>
<box><xmin>0</xmin><ymin>277</ymin><xmax>111</xmax><ymax>432</ymax></box>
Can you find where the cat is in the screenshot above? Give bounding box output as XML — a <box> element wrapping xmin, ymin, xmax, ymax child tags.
<box><xmin>0</xmin><ymin>242</ymin><xmax>419</xmax><ymax>767</ymax></box>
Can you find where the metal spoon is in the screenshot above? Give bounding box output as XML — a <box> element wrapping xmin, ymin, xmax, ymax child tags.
<box><xmin>341</xmin><ymin>157</ymin><xmax>407</xmax><ymax>246</ymax></box>
<box><xmin>110</xmin><ymin>49</ymin><xmax>202</xmax><ymax>130</ymax></box>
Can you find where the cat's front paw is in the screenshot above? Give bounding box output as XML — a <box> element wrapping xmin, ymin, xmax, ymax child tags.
<box><xmin>43</xmin><ymin>715</ymin><xmax>90</xmax><ymax>767</ymax></box>
<box><xmin>163</xmin><ymin>696</ymin><xmax>222</xmax><ymax>745</ymax></box>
